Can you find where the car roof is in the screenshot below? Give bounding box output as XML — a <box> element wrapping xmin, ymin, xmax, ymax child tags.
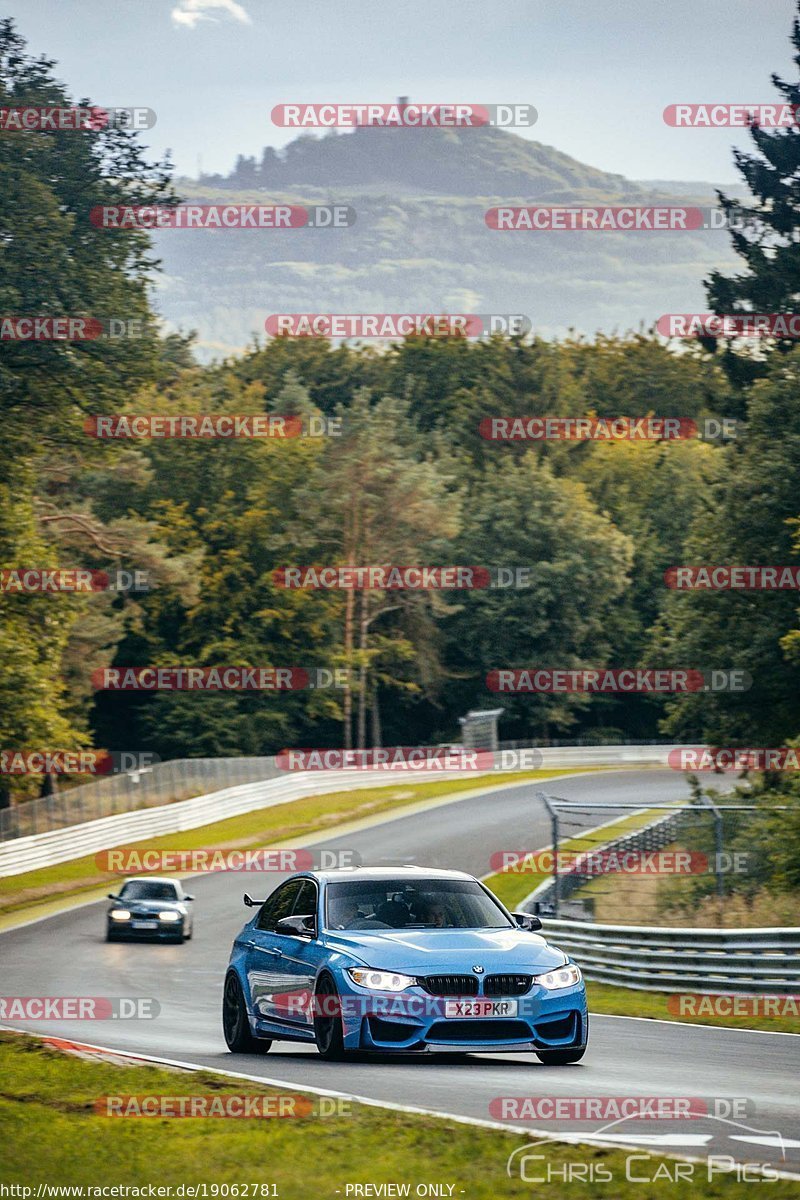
<box><xmin>312</xmin><ymin>866</ymin><xmax>476</xmax><ymax>883</ymax></box>
<box><xmin>121</xmin><ymin>876</ymin><xmax>181</xmax><ymax>885</ymax></box>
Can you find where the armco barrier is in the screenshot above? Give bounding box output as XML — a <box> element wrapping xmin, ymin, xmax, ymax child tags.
<box><xmin>0</xmin><ymin>744</ymin><xmax>684</xmax><ymax>877</ymax></box>
<box><xmin>0</xmin><ymin>757</ymin><xmax>281</xmax><ymax>840</ymax></box>
<box><xmin>537</xmin><ymin>918</ymin><xmax>800</xmax><ymax>993</ymax></box>
<box><xmin>0</xmin><ymin>743</ymin><xmax>681</xmax><ymax>842</ymax></box>
<box><xmin>0</xmin><ymin>768</ymin><xmax>455</xmax><ymax>878</ymax></box>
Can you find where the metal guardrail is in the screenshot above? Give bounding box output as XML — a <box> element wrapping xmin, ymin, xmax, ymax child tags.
<box><xmin>0</xmin><ymin>757</ymin><xmax>281</xmax><ymax>841</ymax></box>
<box><xmin>0</xmin><ymin>743</ymin><xmax>687</xmax><ymax>843</ymax></box>
<box><xmin>0</xmin><ymin>744</ymin><xmax>689</xmax><ymax>877</ymax></box>
<box><xmin>539</xmin><ymin>918</ymin><xmax>800</xmax><ymax>993</ymax></box>
<box><xmin>0</xmin><ymin>766</ymin><xmax>474</xmax><ymax>878</ymax></box>
<box><xmin>515</xmin><ymin>797</ymin><xmax>800</xmax><ymax>994</ymax></box>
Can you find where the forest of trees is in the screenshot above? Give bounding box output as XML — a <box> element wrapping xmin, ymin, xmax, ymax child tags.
<box><xmin>2</xmin><ymin>14</ymin><xmax>800</xmax><ymax>803</ymax></box>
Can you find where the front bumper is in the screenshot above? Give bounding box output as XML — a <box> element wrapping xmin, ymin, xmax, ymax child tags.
<box><xmin>107</xmin><ymin>918</ymin><xmax>184</xmax><ymax>940</ymax></box>
<box><xmin>337</xmin><ymin>980</ymin><xmax>588</xmax><ymax>1053</ymax></box>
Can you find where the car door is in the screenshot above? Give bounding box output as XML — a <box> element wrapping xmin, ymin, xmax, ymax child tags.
<box><xmin>244</xmin><ymin>879</ymin><xmax>302</xmax><ymax>1027</ymax></box>
<box><xmin>270</xmin><ymin>878</ymin><xmax>327</xmax><ymax>1031</ymax></box>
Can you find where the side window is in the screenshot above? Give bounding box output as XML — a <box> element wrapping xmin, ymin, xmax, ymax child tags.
<box><xmin>292</xmin><ymin>879</ymin><xmax>318</xmax><ymax>926</ymax></box>
<box><xmin>256</xmin><ymin>881</ymin><xmax>301</xmax><ymax>931</ymax></box>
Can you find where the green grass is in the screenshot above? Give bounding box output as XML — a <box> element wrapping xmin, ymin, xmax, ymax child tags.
<box><xmin>586</xmin><ymin>980</ymin><xmax>800</xmax><ymax>1035</ymax></box>
<box><xmin>482</xmin><ymin>806</ymin><xmax>665</xmax><ymax>909</ymax></box>
<box><xmin>0</xmin><ymin>1030</ymin><xmax>792</xmax><ymax>1197</ymax></box>
<box><xmin>0</xmin><ymin>768</ymin><xmax>602</xmax><ymax>925</ymax></box>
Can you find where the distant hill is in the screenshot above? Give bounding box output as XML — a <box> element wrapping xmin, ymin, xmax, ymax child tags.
<box><xmin>150</xmin><ymin>125</ymin><xmax>740</xmax><ymax>360</ymax></box>
<box><xmin>201</xmin><ymin>124</ymin><xmax>648</xmax><ymax>200</ymax></box>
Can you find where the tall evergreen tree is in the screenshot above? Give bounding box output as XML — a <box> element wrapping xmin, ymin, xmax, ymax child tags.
<box><xmin>703</xmin><ymin>4</ymin><xmax>800</xmax><ymax>382</ymax></box>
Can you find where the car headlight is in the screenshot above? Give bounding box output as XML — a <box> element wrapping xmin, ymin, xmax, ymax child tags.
<box><xmin>159</xmin><ymin>911</ymin><xmax>181</xmax><ymax>922</ymax></box>
<box><xmin>347</xmin><ymin>968</ymin><xmax>417</xmax><ymax>991</ymax></box>
<box><xmin>110</xmin><ymin>910</ymin><xmax>131</xmax><ymax>921</ymax></box>
<box><xmin>533</xmin><ymin>964</ymin><xmax>582</xmax><ymax>990</ymax></box>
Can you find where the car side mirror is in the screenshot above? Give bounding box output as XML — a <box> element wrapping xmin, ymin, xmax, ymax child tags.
<box><xmin>107</xmin><ymin>894</ymin><xmax>119</xmax><ymax>901</ymax></box>
<box><xmin>244</xmin><ymin>893</ymin><xmax>265</xmax><ymax>908</ymax></box>
<box><xmin>275</xmin><ymin>915</ymin><xmax>315</xmax><ymax>938</ymax></box>
<box><xmin>184</xmin><ymin>894</ymin><xmax>195</xmax><ymax>901</ymax></box>
<box><xmin>513</xmin><ymin>911</ymin><xmax>542</xmax><ymax>932</ymax></box>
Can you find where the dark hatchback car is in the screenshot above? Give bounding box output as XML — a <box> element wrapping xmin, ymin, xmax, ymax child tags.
<box><xmin>106</xmin><ymin>876</ymin><xmax>194</xmax><ymax>942</ymax></box>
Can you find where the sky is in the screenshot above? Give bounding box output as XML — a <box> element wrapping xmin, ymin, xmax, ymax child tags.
<box><xmin>6</xmin><ymin>0</ymin><xmax>798</xmax><ymax>183</ymax></box>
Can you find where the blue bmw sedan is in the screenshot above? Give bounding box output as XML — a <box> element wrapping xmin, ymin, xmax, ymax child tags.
<box><xmin>222</xmin><ymin>866</ymin><xmax>587</xmax><ymax>1062</ymax></box>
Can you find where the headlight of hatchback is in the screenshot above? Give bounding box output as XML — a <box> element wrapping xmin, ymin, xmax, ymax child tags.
<box><xmin>347</xmin><ymin>968</ymin><xmax>417</xmax><ymax>991</ymax></box>
<box><xmin>533</xmin><ymin>964</ymin><xmax>582</xmax><ymax>990</ymax></box>
<box><xmin>159</xmin><ymin>910</ymin><xmax>181</xmax><ymax>922</ymax></box>
<box><xmin>110</xmin><ymin>910</ymin><xmax>131</xmax><ymax>921</ymax></box>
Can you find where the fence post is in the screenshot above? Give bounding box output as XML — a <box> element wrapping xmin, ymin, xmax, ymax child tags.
<box><xmin>702</xmin><ymin>794</ymin><xmax>725</xmax><ymax>898</ymax></box>
<box><xmin>536</xmin><ymin>791</ymin><xmax>560</xmax><ymax>916</ymax></box>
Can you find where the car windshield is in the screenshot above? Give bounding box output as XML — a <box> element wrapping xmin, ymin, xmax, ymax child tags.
<box><xmin>119</xmin><ymin>881</ymin><xmax>179</xmax><ymax>901</ymax></box>
<box><xmin>325</xmin><ymin>879</ymin><xmax>513</xmax><ymax>930</ymax></box>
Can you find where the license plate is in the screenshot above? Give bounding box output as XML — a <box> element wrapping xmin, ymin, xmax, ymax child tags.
<box><xmin>132</xmin><ymin>920</ymin><xmax>158</xmax><ymax>929</ymax></box>
<box><xmin>443</xmin><ymin>999</ymin><xmax>518</xmax><ymax>1018</ymax></box>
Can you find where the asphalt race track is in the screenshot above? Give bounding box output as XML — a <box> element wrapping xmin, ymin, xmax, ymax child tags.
<box><xmin>2</xmin><ymin>769</ymin><xmax>798</xmax><ymax>1176</ymax></box>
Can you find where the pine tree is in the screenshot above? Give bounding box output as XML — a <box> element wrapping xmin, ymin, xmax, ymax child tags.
<box><xmin>703</xmin><ymin>4</ymin><xmax>800</xmax><ymax>381</ymax></box>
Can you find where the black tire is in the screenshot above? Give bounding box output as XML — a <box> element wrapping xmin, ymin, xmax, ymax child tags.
<box><xmin>222</xmin><ymin>972</ymin><xmax>271</xmax><ymax>1054</ymax></box>
<box><xmin>313</xmin><ymin>974</ymin><xmax>348</xmax><ymax>1060</ymax></box>
<box><xmin>535</xmin><ymin>1045</ymin><xmax>586</xmax><ymax>1065</ymax></box>
<box><xmin>105</xmin><ymin>929</ymin><xmax>118</xmax><ymax>942</ymax></box>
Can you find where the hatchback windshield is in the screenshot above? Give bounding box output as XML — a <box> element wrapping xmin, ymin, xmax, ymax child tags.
<box><xmin>325</xmin><ymin>879</ymin><xmax>512</xmax><ymax>930</ymax></box>
<box><xmin>119</xmin><ymin>881</ymin><xmax>179</xmax><ymax>902</ymax></box>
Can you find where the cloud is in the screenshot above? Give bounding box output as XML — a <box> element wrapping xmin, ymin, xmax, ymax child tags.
<box><xmin>171</xmin><ymin>0</ymin><xmax>252</xmax><ymax>29</ymax></box>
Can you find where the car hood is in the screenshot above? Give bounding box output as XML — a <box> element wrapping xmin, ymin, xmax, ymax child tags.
<box><xmin>322</xmin><ymin>927</ymin><xmax>568</xmax><ymax>973</ymax></box>
<box><xmin>112</xmin><ymin>899</ymin><xmax>184</xmax><ymax>912</ymax></box>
